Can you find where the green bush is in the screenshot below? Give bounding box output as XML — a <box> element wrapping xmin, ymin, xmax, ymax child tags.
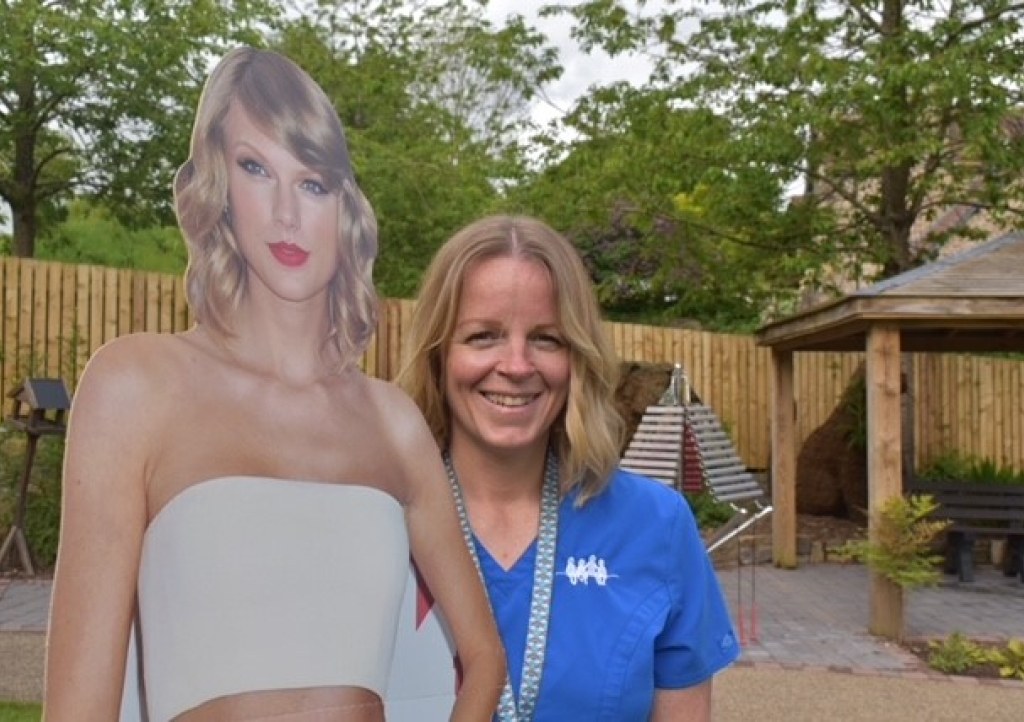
<box><xmin>918</xmin><ymin>452</ymin><xmax>1024</xmax><ymax>486</ymax></box>
<box><xmin>0</xmin><ymin>428</ymin><xmax>65</xmax><ymax>571</ymax></box>
<box><xmin>927</xmin><ymin>632</ymin><xmax>991</xmax><ymax>674</ymax></box>
<box><xmin>834</xmin><ymin>494</ymin><xmax>949</xmax><ymax>589</ymax></box>
<box><xmin>990</xmin><ymin>638</ymin><xmax>1024</xmax><ymax>681</ymax></box>
<box><xmin>685</xmin><ymin>491</ymin><xmax>736</xmax><ymax>530</ymax></box>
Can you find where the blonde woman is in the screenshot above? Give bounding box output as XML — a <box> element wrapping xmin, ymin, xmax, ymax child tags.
<box><xmin>399</xmin><ymin>215</ymin><xmax>738</xmax><ymax>721</ymax></box>
<box><xmin>44</xmin><ymin>48</ymin><xmax>504</xmax><ymax>722</ymax></box>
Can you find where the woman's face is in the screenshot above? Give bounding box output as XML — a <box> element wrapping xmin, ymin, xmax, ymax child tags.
<box><xmin>445</xmin><ymin>255</ymin><xmax>571</xmax><ymax>461</ymax></box>
<box><xmin>223</xmin><ymin>102</ymin><xmax>339</xmax><ymax>305</ymax></box>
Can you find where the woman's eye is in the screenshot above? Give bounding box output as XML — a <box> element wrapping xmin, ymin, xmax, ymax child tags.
<box><xmin>301</xmin><ymin>178</ymin><xmax>329</xmax><ymax>196</ymax></box>
<box><xmin>238</xmin><ymin>158</ymin><xmax>267</xmax><ymax>177</ymax></box>
<box><xmin>465</xmin><ymin>331</ymin><xmax>498</xmax><ymax>346</ymax></box>
<box><xmin>533</xmin><ymin>334</ymin><xmax>565</xmax><ymax>350</ymax></box>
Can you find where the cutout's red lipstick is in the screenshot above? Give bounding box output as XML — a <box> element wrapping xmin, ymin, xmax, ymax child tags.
<box><xmin>269</xmin><ymin>242</ymin><xmax>309</xmax><ymax>267</ymax></box>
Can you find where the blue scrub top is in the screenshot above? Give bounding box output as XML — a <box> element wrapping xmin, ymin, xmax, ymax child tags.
<box><xmin>475</xmin><ymin>468</ymin><xmax>740</xmax><ymax>721</ymax></box>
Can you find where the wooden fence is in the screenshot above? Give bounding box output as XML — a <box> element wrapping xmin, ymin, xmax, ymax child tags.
<box><xmin>3</xmin><ymin>256</ymin><xmax>1023</xmax><ymax>472</ymax></box>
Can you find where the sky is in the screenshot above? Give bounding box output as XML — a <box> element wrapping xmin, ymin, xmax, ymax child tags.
<box><xmin>483</xmin><ymin>0</ymin><xmax>658</xmax><ymax>127</ymax></box>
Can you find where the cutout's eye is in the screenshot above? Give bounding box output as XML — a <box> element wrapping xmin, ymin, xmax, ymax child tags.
<box><xmin>238</xmin><ymin>158</ymin><xmax>267</xmax><ymax>177</ymax></box>
<box><xmin>301</xmin><ymin>178</ymin><xmax>329</xmax><ymax>196</ymax></box>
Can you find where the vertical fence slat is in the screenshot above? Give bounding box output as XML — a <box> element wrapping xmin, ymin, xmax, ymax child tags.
<box><xmin>1</xmin><ymin>258</ymin><xmax>18</xmax><ymax>403</ymax></box>
<box><xmin>46</xmin><ymin>262</ymin><xmax>62</xmax><ymax>378</ymax></box>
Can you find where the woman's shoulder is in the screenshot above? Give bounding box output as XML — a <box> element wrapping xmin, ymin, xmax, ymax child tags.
<box><xmin>574</xmin><ymin>468</ymin><xmax>695</xmax><ymax>532</ymax></box>
<box><xmin>603</xmin><ymin>467</ymin><xmax>689</xmax><ymax>509</ymax></box>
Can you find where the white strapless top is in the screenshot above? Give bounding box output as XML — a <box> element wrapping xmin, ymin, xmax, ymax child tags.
<box><xmin>121</xmin><ymin>476</ymin><xmax>409</xmax><ymax>722</ymax></box>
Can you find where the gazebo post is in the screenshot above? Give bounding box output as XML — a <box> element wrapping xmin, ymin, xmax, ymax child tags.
<box><xmin>866</xmin><ymin>324</ymin><xmax>904</xmax><ymax>639</ymax></box>
<box><xmin>770</xmin><ymin>348</ymin><xmax>797</xmax><ymax>568</ymax></box>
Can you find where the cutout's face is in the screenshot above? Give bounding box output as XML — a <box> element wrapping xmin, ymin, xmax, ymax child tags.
<box><xmin>445</xmin><ymin>256</ymin><xmax>571</xmax><ymax>460</ymax></box>
<box><xmin>223</xmin><ymin>101</ymin><xmax>340</xmax><ymax>304</ymax></box>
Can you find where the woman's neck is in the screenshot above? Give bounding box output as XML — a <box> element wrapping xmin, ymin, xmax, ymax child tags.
<box><xmin>448</xmin><ymin>438</ymin><xmax>552</xmax><ymax>570</ymax></box>
<box><xmin>448</xmin><ymin>439</ymin><xmax>549</xmax><ymax>507</ymax></box>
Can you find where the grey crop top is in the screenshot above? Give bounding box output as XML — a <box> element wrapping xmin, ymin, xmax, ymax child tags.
<box><xmin>119</xmin><ymin>476</ymin><xmax>409</xmax><ymax>722</ymax></box>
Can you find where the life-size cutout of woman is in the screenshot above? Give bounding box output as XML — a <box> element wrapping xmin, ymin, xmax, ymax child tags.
<box><xmin>399</xmin><ymin>215</ymin><xmax>739</xmax><ymax>721</ymax></box>
<box><xmin>43</xmin><ymin>47</ymin><xmax>505</xmax><ymax>722</ymax></box>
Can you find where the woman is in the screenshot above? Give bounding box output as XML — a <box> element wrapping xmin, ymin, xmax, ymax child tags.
<box><xmin>44</xmin><ymin>48</ymin><xmax>504</xmax><ymax>722</ymax></box>
<box><xmin>398</xmin><ymin>215</ymin><xmax>739</xmax><ymax>721</ymax></box>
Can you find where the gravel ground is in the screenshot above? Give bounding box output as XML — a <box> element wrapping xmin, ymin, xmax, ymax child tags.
<box><xmin>0</xmin><ymin>632</ymin><xmax>44</xmax><ymax>703</ymax></box>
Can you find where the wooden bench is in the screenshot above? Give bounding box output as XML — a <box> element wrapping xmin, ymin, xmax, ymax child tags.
<box><xmin>906</xmin><ymin>481</ymin><xmax>1024</xmax><ymax>583</ymax></box>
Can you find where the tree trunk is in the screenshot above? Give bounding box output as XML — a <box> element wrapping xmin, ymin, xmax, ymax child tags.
<box><xmin>12</xmin><ymin>199</ymin><xmax>37</xmax><ymax>257</ymax></box>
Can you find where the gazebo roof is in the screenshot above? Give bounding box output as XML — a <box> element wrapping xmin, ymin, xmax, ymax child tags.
<box><xmin>755</xmin><ymin>231</ymin><xmax>1024</xmax><ymax>353</ymax></box>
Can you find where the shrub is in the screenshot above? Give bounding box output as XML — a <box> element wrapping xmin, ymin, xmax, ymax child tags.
<box><xmin>990</xmin><ymin>638</ymin><xmax>1024</xmax><ymax>681</ymax></box>
<box><xmin>0</xmin><ymin>430</ymin><xmax>65</xmax><ymax>570</ymax></box>
<box><xmin>918</xmin><ymin>452</ymin><xmax>1024</xmax><ymax>486</ymax></box>
<box><xmin>834</xmin><ymin>494</ymin><xmax>949</xmax><ymax>588</ymax></box>
<box><xmin>927</xmin><ymin>632</ymin><xmax>991</xmax><ymax>674</ymax></box>
<box><xmin>685</xmin><ymin>491</ymin><xmax>736</xmax><ymax>530</ymax></box>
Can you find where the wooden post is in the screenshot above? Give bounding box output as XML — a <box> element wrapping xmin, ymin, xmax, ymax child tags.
<box><xmin>866</xmin><ymin>324</ymin><xmax>904</xmax><ymax>640</ymax></box>
<box><xmin>771</xmin><ymin>348</ymin><xmax>797</xmax><ymax>568</ymax></box>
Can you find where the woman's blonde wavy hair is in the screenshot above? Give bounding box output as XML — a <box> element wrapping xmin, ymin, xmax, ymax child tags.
<box><xmin>174</xmin><ymin>47</ymin><xmax>378</xmax><ymax>369</ymax></box>
<box><xmin>397</xmin><ymin>215</ymin><xmax>624</xmax><ymax>505</ymax></box>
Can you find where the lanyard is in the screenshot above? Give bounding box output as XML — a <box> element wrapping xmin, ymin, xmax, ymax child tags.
<box><xmin>443</xmin><ymin>449</ymin><xmax>560</xmax><ymax>722</ymax></box>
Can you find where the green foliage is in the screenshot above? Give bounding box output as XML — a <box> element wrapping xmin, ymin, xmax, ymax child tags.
<box><xmin>36</xmin><ymin>200</ymin><xmax>187</xmax><ymax>274</ymax></box>
<box><xmin>927</xmin><ymin>632</ymin><xmax>992</xmax><ymax>674</ymax></box>
<box><xmin>0</xmin><ymin>336</ymin><xmax>85</xmax><ymax>571</ymax></box>
<box><xmin>508</xmin><ymin>85</ymin><xmax>805</xmax><ymax>330</ymax></box>
<box><xmin>918</xmin><ymin>452</ymin><xmax>1024</xmax><ymax>486</ymax></box>
<box><xmin>989</xmin><ymin>638</ymin><xmax>1024</xmax><ymax>681</ymax></box>
<box><xmin>552</xmin><ymin>0</ymin><xmax>1024</xmax><ymax>312</ymax></box>
<box><xmin>0</xmin><ymin>702</ymin><xmax>42</xmax><ymax>721</ymax></box>
<box><xmin>835</xmin><ymin>494</ymin><xmax>949</xmax><ymax>589</ymax></box>
<box><xmin>685</xmin><ymin>491</ymin><xmax>736</xmax><ymax>530</ymax></box>
<box><xmin>0</xmin><ymin>430</ymin><xmax>65</xmax><ymax>571</ymax></box>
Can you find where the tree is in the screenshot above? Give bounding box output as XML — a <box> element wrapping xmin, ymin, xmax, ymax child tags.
<box><xmin>508</xmin><ymin>82</ymin><xmax>817</xmax><ymax>328</ymax></box>
<box><xmin>554</xmin><ymin>0</ymin><xmax>1024</xmax><ymax>293</ymax></box>
<box><xmin>0</xmin><ymin>0</ymin><xmax>277</xmax><ymax>257</ymax></box>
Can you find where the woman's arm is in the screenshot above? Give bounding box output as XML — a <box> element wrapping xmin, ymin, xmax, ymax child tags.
<box><xmin>652</xmin><ymin>680</ymin><xmax>713</xmax><ymax>721</ymax></box>
<box><xmin>44</xmin><ymin>339</ymin><xmax>155</xmax><ymax>721</ymax></box>
<box><xmin>386</xmin><ymin>390</ymin><xmax>506</xmax><ymax>721</ymax></box>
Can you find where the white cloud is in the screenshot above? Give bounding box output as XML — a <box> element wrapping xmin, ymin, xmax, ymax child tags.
<box><xmin>484</xmin><ymin>0</ymin><xmax>657</xmax><ymax>126</ymax></box>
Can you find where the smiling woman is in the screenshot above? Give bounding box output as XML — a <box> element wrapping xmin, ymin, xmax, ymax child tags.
<box><xmin>399</xmin><ymin>215</ymin><xmax>739</xmax><ymax>721</ymax></box>
<box><xmin>42</xmin><ymin>47</ymin><xmax>505</xmax><ymax>722</ymax></box>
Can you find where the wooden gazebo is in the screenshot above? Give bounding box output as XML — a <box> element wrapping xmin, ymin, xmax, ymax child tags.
<box><xmin>755</xmin><ymin>231</ymin><xmax>1024</xmax><ymax>637</ymax></box>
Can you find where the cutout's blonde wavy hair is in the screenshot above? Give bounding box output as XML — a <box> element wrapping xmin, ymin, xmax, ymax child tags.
<box><xmin>174</xmin><ymin>47</ymin><xmax>378</xmax><ymax>369</ymax></box>
<box><xmin>397</xmin><ymin>215</ymin><xmax>624</xmax><ymax>504</ymax></box>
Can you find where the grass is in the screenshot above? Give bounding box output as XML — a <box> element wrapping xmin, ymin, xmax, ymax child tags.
<box><xmin>0</xmin><ymin>702</ymin><xmax>41</xmax><ymax>721</ymax></box>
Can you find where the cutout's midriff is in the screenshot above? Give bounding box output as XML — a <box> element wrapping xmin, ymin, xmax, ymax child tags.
<box><xmin>173</xmin><ymin>685</ymin><xmax>384</xmax><ymax>721</ymax></box>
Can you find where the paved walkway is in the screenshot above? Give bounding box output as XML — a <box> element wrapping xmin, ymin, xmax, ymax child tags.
<box><xmin>3</xmin><ymin>562</ymin><xmax>1023</xmax><ymax>711</ymax></box>
<box><xmin>716</xmin><ymin>561</ymin><xmax>1024</xmax><ymax>672</ymax></box>
<box><xmin>4</xmin><ymin>563</ymin><xmax>1023</xmax><ymax>661</ymax></box>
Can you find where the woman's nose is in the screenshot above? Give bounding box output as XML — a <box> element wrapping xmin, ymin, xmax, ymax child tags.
<box><xmin>273</xmin><ymin>184</ymin><xmax>299</xmax><ymax>230</ymax></box>
<box><xmin>497</xmin><ymin>340</ymin><xmax>534</xmax><ymax>377</ymax></box>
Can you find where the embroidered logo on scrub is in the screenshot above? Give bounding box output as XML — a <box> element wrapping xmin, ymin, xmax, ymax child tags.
<box><xmin>560</xmin><ymin>555</ymin><xmax>617</xmax><ymax>586</ymax></box>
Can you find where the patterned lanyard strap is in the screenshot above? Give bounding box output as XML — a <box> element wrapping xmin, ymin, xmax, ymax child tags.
<box><xmin>443</xmin><ymin>449</ymin><xmax>560</xmax><ymax>722</ymax></box>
